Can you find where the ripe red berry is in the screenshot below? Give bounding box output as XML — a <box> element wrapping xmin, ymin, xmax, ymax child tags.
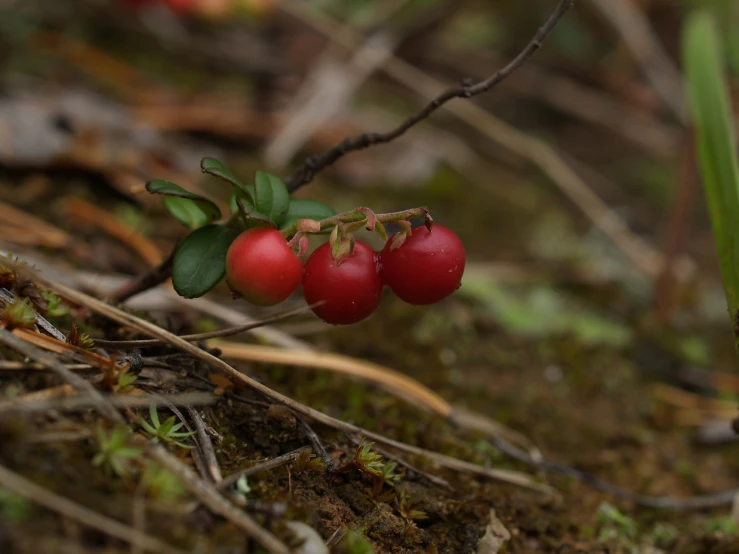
<box><xmin>380</xmin><ymin>225</ymin><xmax>465</xmax><ymax>305</ymax></box>
<box><xmin>225</xmin><ymin>228</ymin><xmax>302</xmax><ymax>306</ymax></box>
<box><xmin>302</xmin><ymin>241</ymin><xmax>383</xmax><ymax>325</ymax></box>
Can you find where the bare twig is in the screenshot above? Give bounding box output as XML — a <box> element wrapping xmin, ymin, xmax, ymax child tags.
<box><xmin>217</xmin><ymin>446</ymin><xmax>313</xmax><ymax>491</ymax></box>
<box><xmin>284</xmin><ymin>0</ymin><xmax>575</xmax><ymax>191</ymax></box>
<box><xmin>93</xmin><ymin>304</ymin><xmax>315</xmax><ymax>348</ymax></box>
<box><xmin>187</xmin><ymin>407</ymin><xmax>223</xmax><ymax>483</ymax></box>
<box><xmin>295</xmin><ymin>413</ymin><xmax>335</xmax><ymax>473</ymax></box>
<box><xmin>0</xmin><ymin>391</ymin><xmax>214</xmax><ymax>417</ymax></box>
<box><xmin>0</xmin><ymin>361</ymin><xmax>92</xmax><ymax>371</ymax></box>
<box><xmin>0</xmin><ymin>464</ymin><xmax>188</xmax><ymax>554</ymax></box>
<box><xmin>0</xmin><ymin>328</ymin><xmax>122</xmax><ymax>423</ymax></box>
<box><xmin>143</xmin><ymin>441</ymin><xmax>291</xmax><ymax>554</ymax></box>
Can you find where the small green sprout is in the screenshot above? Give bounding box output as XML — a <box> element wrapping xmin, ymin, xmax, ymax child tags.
<box><xmin>40</xmin><ymin>289</ymin><xmax>69</xmax><ymax>317</ymax></box>
<box><xmin>340</xmin><ymin>530</ymin><xmax>374</xmax><ymax>554</ymax></box>
<box><xmin>397</xmin><ymin>490</ymin><xmax>427</xmax><ymax>522</ymax></box>
<box><xmin>139</xmin><ymin>405</ymin><xmax>195</xmax><ymax>450</ymax></box>
<box><xmin>1</xmin><ymin>298</ymin><xmax>36</xmax><ymax>330</ymax></box>
<box><xmin>141</xmin><ymin>462</ymin><xmax>186</xmax><ymax>504</ymax></box>
<box><xmin>0</xmin><ymin>486</ymin><xmax>31</xmax><ymax>522</ymax></box>
<box><xmin>334</xmin><ymin>439</ymin><xmax>401</xmax><ymax>497</ymax></box>
<box><xmin>113</xmin><ymin>365</ymin><xmax>138</xmax><ymax>394</ymax></box>
<box><xmin>92</xmin><ymin>424</ymin><xmax>141</xmax><ymax>477</ymax></box>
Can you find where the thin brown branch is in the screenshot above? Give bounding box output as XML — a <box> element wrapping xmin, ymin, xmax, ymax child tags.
<box><xmin>284</xmin><ymin>0</ymin><xmax>575</xmax><ymax>191</ymax></box>
<box><xmin>93</xmin><ymin>304</ymin><xmax>314</xmax><ymax>348</ymax></box>
<box><xmin>0</xmin><ymin>391</ymin><xmax>214</xmax><ymax>417</ymax></box>
<box><xmin>187</xmin><ymin>406</ymin><xmax>223</xmax><ymax>483</ymax></box>
<box><xmin>217</xmin><ymin>446</ymin><xmax>313</xmax><ymax>491</ymax></box>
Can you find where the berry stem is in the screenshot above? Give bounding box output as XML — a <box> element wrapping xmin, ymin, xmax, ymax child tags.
<box><xmin>280</xmin><ymin>206</ymin><xmax>432</xmax><ymax>239</ymax></box>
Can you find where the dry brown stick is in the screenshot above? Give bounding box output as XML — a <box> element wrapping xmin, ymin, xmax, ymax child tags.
<box><xmin>0</xmin><ymin>361</ymin><xmax>92</xmax><ymax>371</ymax></box>
<box><xmin>217</xmin><ymin>446</ymin><xmax>314</xmax><ymax>491</ymax></box>
<box><xmin>0</xmin><ymin>464</ymin><xmax>189</xmax><ymax>554</ymax></box>
<box><xmin>284</xmin><ymin>0</ymin><xmax>574</xmax><ymax>190</ymax></box>
<box><xmin>187</xmin><ymin>407</ymin><xmax>223</xmax><ymax>483</ymax></box>
<box><xmin>143</xmin><ymin>440</ymin><xmax>291</xmax><ymax>554</ymax></box>
<box><xmin>0</xmin><ymin>391</ymin><xmax>214</xmax><ymax>416</ymax></box>
<box><xmin>0</xmin><ymin>328</ymin><xmax>122</xmax><ymax>423</ymax></box>
<box><xmin>93</xmin><ymin>304</ymin><xmax>316</xmax><ymax>348</ymax></box>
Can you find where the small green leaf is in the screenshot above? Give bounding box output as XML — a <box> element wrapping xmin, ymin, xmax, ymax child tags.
<box><xmin>146</xmin><ymin>180</ymin><xmax>221</xmax><ymax>229</ymax></box>
<box><xmin>172</xmin><ymin>225</ymin><xmax>240</xmax><ymax>299</ymax></box>
<box><xmin>201</xmin><ymin>157</ymin><xmax>252</xmax><ymax>199</ymax></box>
<box><xmin>254</xmin><ymin>171</ymin><xmax>290</xmax><ymax>224</ymax></box>
<box><xmin>280</xmin><ymin>199</ymin><xmax>336</xmax><ymax>231</ymax></box>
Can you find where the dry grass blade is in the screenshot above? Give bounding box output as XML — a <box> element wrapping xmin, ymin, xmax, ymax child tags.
<box><xmin>214</xmin><ymin>340</ymin><xmax>452</xmax><ymax>416</ymax></box>
<box><xmin>6</xmin><ymin>258</ymin><xmax>555</xmax><ymax>496</ymax></box>
<box><xmin>0</xmin><ymin>464</ymin><xmax>189</xmax><ymax>554</ymax></box>
<box><xmin>0</xmin><ymin>391</ymin><xmax>215</xmax><ymax>417</ymax></box>
<box><xmin>0</xmin><ymin>328</ymin><xmax>122</xmax><ymax>423</ymax></box>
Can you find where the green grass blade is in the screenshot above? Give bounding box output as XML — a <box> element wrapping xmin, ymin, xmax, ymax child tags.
<box><xmin>683</xmin><ymin>10</ymin><xmax>739</xmax><ymax>346</ymax></box>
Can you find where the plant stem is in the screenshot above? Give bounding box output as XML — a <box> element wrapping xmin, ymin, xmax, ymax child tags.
<box><xmin>279</xmin><ymin>206</ymin><xmax>430</xmax><ymax>238</ymax></box>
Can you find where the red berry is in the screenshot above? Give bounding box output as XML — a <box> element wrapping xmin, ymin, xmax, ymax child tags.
<box><xmin>380</xmin><ymin>225</ymin><xmax>465</xmax><ymax>305</ymax></box>
<box><xmin>226</xmin><ymin>228</ymin><xmax>302</xmax><ymax>306</ymax></box>
<box><xmin>302</xmin><ymin>241</ymin><xmax>383</xmax><ymax>325</ymax></box>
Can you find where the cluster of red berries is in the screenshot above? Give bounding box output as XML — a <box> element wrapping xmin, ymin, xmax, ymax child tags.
<box><xmin>225</xmin><ymin>226</ymin><xmax>465</xmax><ymax>325</ymax></box>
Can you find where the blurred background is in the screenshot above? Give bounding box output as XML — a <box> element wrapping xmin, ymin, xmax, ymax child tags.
<box><xmin>2</xmin><ymin>0</ymin><xmax>739</xmax><ymax>552</ymax></box>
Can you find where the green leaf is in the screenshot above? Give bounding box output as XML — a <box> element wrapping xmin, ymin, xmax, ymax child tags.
<box><xmin>254</xmin><ymin>171</ymin><xmax>290</xmax><ymax>224</ymax></box>
<box><xmin>172</xmin><ymin>225</ymin><xmax>240</xmax><ymax>299</ymax></box>
<box><xmin>201</xmin><ymin>157</ymin><xmax>253</xmax><ymax>199</ymax></box>
<box><xmin>684</xmin><ymin>11</ymin><xmax>739</xmax><ymax>351</ymax></box>
<box><xmin>279</xmin><ymin>199</ymin><xmax>336</xmax><ymax>231</ymax></box>
<box><xmin>145</xmin><ymin>180</ymin><xmax>221</xmax><ymax>229</ymax></box>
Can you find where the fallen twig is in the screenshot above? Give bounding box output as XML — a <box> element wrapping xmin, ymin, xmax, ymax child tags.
<box><xmin>187</xmin><ymin>406</ymin><xmax>223</xmax><ymax>483</ymax></box>
<box><xmin>93</xmin><ymin>304</ymin><xmax>316</xmax><ymax>348</ymax></box>
<box><xmin>217</xmin><ymin>446</ymin><xmax>314</xmax><ymax>491</ymax></box>
<box><xmin>0</xmin><ymin>391</ymin><xmax>215</xmax><ymax>417</ymax></box>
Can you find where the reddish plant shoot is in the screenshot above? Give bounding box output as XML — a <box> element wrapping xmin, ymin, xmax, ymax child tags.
<box><xmin>225</xmin><ymin>228</ymin><xmax>302</xmax><ymax>306</ymax></box>
<box><xmin>302</xmin><ymin>241</ymin><xmax>383</xmax><ymax>325</ymax></box>
<box><xmin>380</xmin><ymin>225</ymin><xmax>465</xmax><ymax>305</ymax></box>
